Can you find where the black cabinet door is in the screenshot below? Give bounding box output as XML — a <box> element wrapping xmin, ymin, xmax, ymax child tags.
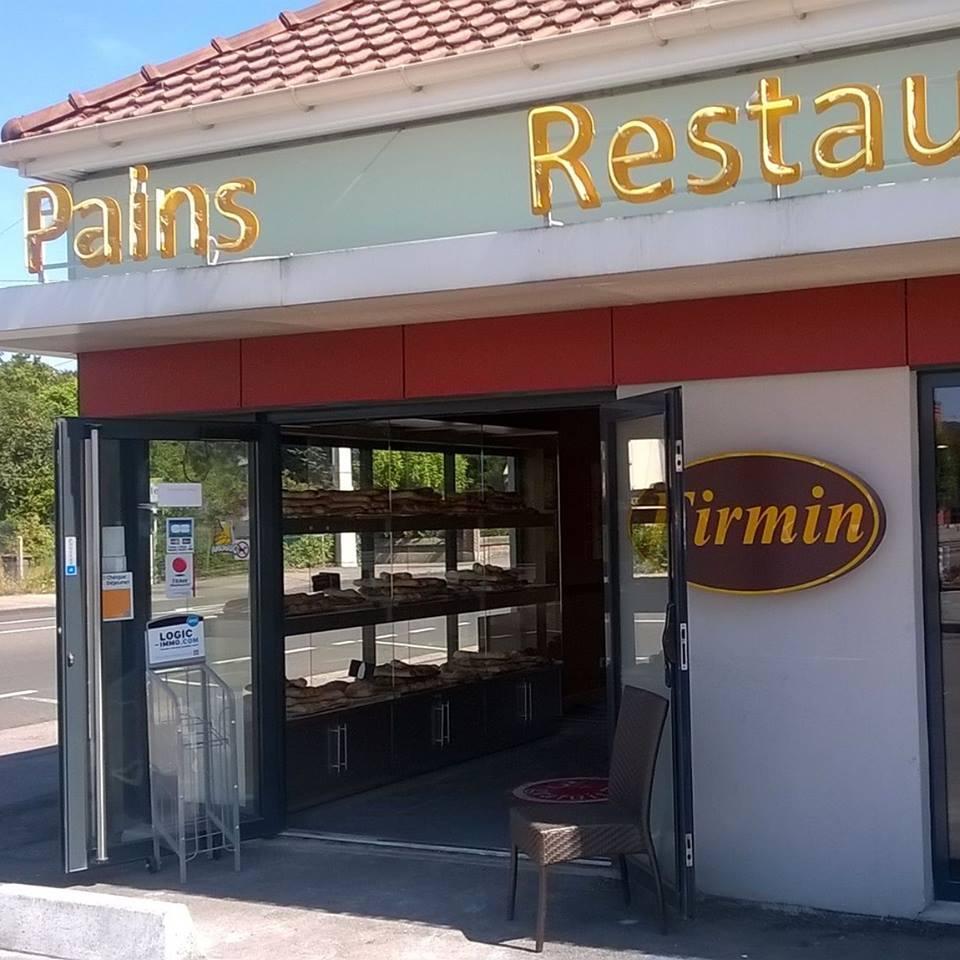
<box><xmin>526</xmin><ymin>666</ymin><xmax>563</xmax><ymax>739</ymax></box>
<box><xmin>285</xmin><ymin>713</ymin><xmax>336</xmax><ymax>811</ymax></box>
<box><xmin>444</xmin><ymin>682</ymin><xmax>487</xmax><ymax>762</ymax></box>
<box><xmin>285</xmin><ymin>701</ymin><xmax>392</xmax><ymax>809</ymax></box>
<box><xmin>393</xmin><ymin>692</ymin><xmax>446</xmax><ymax>775</ymax></box>
<box><xmin>394</xmin><ymin>682</ymin><xmax>486</xmax><ymax>773</ymax></box>
<box><xmin>486</xmin><ymin>668</ymin><xmax>562</xmax><ymax>747</ymax></box>
<box><xmin>338</xmin><ymin>700</ymin><xmax>393</xmax><ymax>786</ymax></box>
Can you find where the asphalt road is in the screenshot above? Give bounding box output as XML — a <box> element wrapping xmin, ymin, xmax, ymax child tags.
<box><xmin>0</xmin><ymin>606</ymin><xmax>57</xmax><ymax>730</ymax></box>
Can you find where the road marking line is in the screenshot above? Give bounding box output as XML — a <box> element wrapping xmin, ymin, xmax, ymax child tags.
<box><xmin>408</xmin><ymin>627</ymin><xmax>437</xmax><ymax>634</ymax></box>
<box><xmin>213</xmin><ymin>656</ymin><xmax>251</xmax><ymax>666</ymax></box>
<box><xmin>286</xmin><ymin>646</ymin><xmax>313</xmax><ymax>654</ymax></box>
<box><xmin>378</xmin><ymin>640</ymin><xmax>445</xmax><ymax>651</ymax></box>
<box><xmin>331</xmin><ymin>639</ymin><xmax>359</xmax><ymax>646</ymax></box>
<box><xmin>0</xmin><ymin>616</ymin><xmax>55</xmax><ymax>625</ymax></box>
<box><xmin>19</xmin><ymin>696</ymin><xmax>57</xmax><ymax>704</ymax></box>
<box><xmin>0</xmin><ymin>689</ymin><xmax>38</xmax><ymax>700</ymax></box>
<box><xmin>0</xmin><ymin>626</ymin><xmax>55</xmax><ymax>635</ymax></box>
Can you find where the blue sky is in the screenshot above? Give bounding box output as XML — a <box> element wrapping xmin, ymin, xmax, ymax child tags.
<box><xmin>0</xmin><ymin>1</ymin><xmax>281</xmax><ymax>288</ymax></box>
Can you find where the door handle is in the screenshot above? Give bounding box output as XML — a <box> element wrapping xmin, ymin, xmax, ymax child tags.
<box><xmin>67</xmin><ymin>652</ymin><xmax>75</xmax><ymax>667</ymax></box>
<box><xmin>661</xmin><ymin>601</ymin><xmax>677</xmax><ymax>688</ymax></box>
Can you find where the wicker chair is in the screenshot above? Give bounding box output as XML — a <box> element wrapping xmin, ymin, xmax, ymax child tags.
<box><xmin>508</xmin><ymin>686</ymin><xmax>670</xmax><ymax>951</ymax></box>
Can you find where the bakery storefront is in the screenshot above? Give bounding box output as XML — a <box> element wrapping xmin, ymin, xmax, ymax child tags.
<box><xmin>4</xmin><ymin>0</ymin><xmax>960</xmax><ymax>921</ymax></box>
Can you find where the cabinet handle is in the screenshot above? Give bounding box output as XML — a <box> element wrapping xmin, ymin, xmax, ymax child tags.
<box><xmin>327</xmin><ymin>725</ymin><xmax>338</xmax><ymax>773</ymax></box>
<box><xmin>432</xmin><ymin>699</ymin><xmax>444</xmax><ymax>747</ymax></box>
<box><xmin>518</xmin><ymin>681</ymin><xmax>533</xmax><ymax>724</ymax></box>
<box><xmin>432</xmin><ymin>699</ymin><xmax>451</xmax><ymax>747</ymax></box>
<box><xmin>329</xmin><ymin>723</ymin><xmax>348</xmax><ymax>773</ymax></box>
<box><xmin>342</xmin><ymin>723</ymin><xmax>349</xmax><ymax>771</ymax></box>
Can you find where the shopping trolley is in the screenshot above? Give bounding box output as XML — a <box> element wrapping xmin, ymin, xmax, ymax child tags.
<box><xmin>145</xmin><ymin>647</ymin><xmax>241</xmax><ymax>883</ymax></box>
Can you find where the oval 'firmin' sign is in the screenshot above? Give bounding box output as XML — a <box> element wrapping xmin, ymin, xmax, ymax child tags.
<box><xmin>684</xmin><ymin>452</ymin><xmax>886</xmax><ymax>595</ymax></box>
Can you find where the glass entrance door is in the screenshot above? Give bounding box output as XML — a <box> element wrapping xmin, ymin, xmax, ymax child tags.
<box><xmin>55</xmin><ymin>418</ymin><xmax>282</xmax><ymax>872</ymax></box>
<box><xmin>921</xmin><ymin>374</ymin><xmax>960</xmax><ymax>900</ymax></box>
<box><xmin>601</xmin><ymin>388</ymin><xmax>695</xmax><ymax>915</ymax></box>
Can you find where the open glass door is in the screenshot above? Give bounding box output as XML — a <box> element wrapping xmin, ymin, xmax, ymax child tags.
<box><xmin>55</xmin><ymin>417</ymin><xmax>282</xmax><ymax>873</ymax></box>
<box><xmin>601</xmin><ymin>388</ymin><xmax>695</xmax><ymax>916</ymax></box>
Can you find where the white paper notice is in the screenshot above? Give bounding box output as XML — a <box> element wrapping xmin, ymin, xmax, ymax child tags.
<box><xmin>151</xmin><ymin>482</ymin><xmax>203</xmax><ymax>508</ymax></box>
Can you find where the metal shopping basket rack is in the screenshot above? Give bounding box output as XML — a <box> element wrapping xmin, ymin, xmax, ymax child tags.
<box><xmin>145</xmin><ymin>655</ymin><xmax>241</xmax><ymax>883</ymax></box>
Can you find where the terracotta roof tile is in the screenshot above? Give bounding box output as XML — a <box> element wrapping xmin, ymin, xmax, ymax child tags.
<box><xmin>2</xmin><ymin>0</ymin><xmax>696</xmax><ymax>142</ymax></box>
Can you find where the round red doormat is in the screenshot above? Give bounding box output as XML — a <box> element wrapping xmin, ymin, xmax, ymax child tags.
<box><xmin>512</xmin><ymin>777</ymin><xmax>609</xmax><ymax>804</ymax></box>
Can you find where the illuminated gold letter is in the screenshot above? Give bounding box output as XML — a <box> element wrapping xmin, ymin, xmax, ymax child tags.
<box><xmin>691</xmin><ymin>489</ymin><xmax>713</xmax><ymax>547</ymax></box>
<box><xmin>73</xmin><ymin>197</ymin><xmax>121</xmax><ymax>268</ymax></box>
<box><xmin>24</xmin><ymin>183</ymin><xmax>73</xmax><ymax>275</ymax></box>
<box><xmin>528</xmin><ymin>104</ymin><xmax>599</xmax><ymax>216</ymax></box>
<box><xmin>825</xmin><ymin>503</ymin><xmax>864</xmax><ymax>544</ymax></box>
<box><xmin>155</xmin><ymin>184</ymin><xmax>210</xmax><ymax>258</ymax></box>
<box><xmin>813</xmin><ymin>84</ymin><xmax>884</xmax><ymax>178</ymax></box>
<box><xmin>687</xmin><ymin>105</ymin><xmax>742</xmax><ymax>195</ymax></box>
<box><xmin>214</xmin><ymin>179</ymin><xmax>260</xmax><ymax>254</ymax></box>
<box><xmin>129</xmin><ymin>165</ymin><xmax>149</xmax><ymax>261</ymax></box>
<box><xmin>903</xmin><ymin>74</ymin><xmax>960</xmax><ymax>166</ymax></box>
<box><xmin>608</xmin><ymin>117</ymin><xmax>675</xmax><ymax>203</ymax></box>
<box><xmin>714</xmin><ymin>506</ymin><xmax>744</xmax><ymax>546</ymax></box>
<box><xmin>746</xmin><ymin>76</ymin><xmax>802</xmax><ymax>186</ymax></box>
<box><xmin>802</xmin><ymin>484</ymin><xmax>825</xmax><ymax>544</ymax></box>
<box><xmin>743</xmin><ymin>506</ymin><xmax>798</xmax><ymax>545</ymax></box>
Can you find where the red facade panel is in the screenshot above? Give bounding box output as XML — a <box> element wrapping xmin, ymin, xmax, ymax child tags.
<box><xmin>76</xmin><ymin>282</ymin><xmax>919</xmax><ymax>418</ymax></box>
<box><xmin>240</xmin><ymin>326</ymin><xmax>405</xmax><ymax>409</ymax></box>
<box><xmin>906</xmin><ymin>276</ymin><xmax>960</xmax><ymax>367</ymax></box>
<box><xmin>613</xmin><ymin>283</ymin><xmax>907</xmax><ymax>384</ymax></box>
<box><xmin>78</xmin><ymin>340</ymin><xmax>242</xmax><ymax>416</ymax></box>
<box><xmin>403</xmin><ymin>309</ymin><xmax>613</xmax><ymax>399</ymax></box>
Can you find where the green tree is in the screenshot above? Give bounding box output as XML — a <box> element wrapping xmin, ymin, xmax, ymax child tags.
<box><xmin>0</xmin><ymin>355</ymin><xmax>77</xmax><ymax>562</ymax></box>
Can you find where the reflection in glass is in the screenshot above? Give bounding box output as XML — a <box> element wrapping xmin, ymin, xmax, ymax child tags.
<box><xmin>932</xmin><ymin>389</ymin><xmax>960</xmax><ymax>874</ymax></box>
<box><xmin>149</xmin><ymin>440</ymin><xmax>259</xmax><ymax>817</ymax></box>
<box><xmin>615</xmin><ymin>417</ymin><xmax>674</xmax><ymax>886</ymax></box>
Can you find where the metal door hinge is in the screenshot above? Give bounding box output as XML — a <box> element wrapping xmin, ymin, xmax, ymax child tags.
<box><xmin>679</xmin><ymin>622</ymin><xmax>689</xmax><ymax>671</ymax></box>
<box><xmin>674</xmin><ymin>440</ymin><xmax>683</xmax><ymax>473</ymax></box>
<box><xmin>685</xmin><ymin>833</ymin><xmax>694</xmax><ymax>868</ymax></box>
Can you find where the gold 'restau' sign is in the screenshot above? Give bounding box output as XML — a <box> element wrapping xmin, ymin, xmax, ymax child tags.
<box><xmin>528</xmin><ymin>73</ymin><xmax>960</xmax><ymax>214</ymax></box>
<box><xmin>683</xmin><ymin>452</ymin><xmax>886</xmax><ymax>595</ymax></box>
<box><xmin>24</xmin><ymin>164</ymin><xmax>259</xmax><ymax>274</ymax></box>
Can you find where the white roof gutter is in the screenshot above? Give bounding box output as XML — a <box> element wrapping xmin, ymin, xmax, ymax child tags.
<box><xmin>1</xmin><ymin>0</ymin><xmax>957</xmax><ymax>179</ymax></box>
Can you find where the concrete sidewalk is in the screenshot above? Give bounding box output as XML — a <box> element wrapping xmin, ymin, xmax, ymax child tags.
<box><xmin>65</xmin><ymin>837</ymin><xmax>960</xmax><ymax>960</ymax></box>
<box><xmin>0</xmin><ymin>725</ymin><xmax>958</xmax><ymax>960</ymax></box>
<box><xmin>0</xmin><ymin>594</ymin><xmax>54</xmax><ymax>611</ymax></box>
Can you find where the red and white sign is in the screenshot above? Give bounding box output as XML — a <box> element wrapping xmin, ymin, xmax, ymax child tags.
<box><xmin>165</xmin><ymin>552</ymin><xmax>194</xmax><ymax>599</ymax></box>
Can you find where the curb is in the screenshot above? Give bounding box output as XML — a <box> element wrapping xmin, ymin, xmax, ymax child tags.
<box><xmin>0</xmin><ymin>884</ymin><xmax>203</xmax><ymax>960</ymax></box>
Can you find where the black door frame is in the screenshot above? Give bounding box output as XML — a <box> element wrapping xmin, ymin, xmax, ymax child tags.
<box><xmin>58</xmin><ymin>387</ymin><xmax>698</xmax><ymax>881</ymax></box>
<box><xmin>55</xmin><ymin>416</ymin><xmax>284</xmax><ymax>874</ymax></box>
<box><xmin>918</xmin><ymin>371</ymin><xmax>960</xmax><ymax>901</ymax></box>
<box><xmin>599</xmin><ymin>387</ymin><xmax>696</xmax><ymax>917</ymax></box>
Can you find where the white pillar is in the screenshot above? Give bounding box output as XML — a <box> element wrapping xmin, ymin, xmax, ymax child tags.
<box><xmin>336</xmin><ymin>447</ymin><xmax>357</xmax><ymax>569</ymax></box>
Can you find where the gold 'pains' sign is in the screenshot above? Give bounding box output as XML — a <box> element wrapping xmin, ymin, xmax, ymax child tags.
<box><xmin>528</xmin><ymin>73</ymin><xmax>960</xmax><ymax>214</ymax></box>
<box><xmin>24</xmin><ymin>165</ymin><xmax>259</xmax><ymax>274</ymax></box>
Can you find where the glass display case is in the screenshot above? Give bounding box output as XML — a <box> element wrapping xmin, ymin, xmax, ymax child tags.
<box><xmin>280</xmin><ymin>418</ymin><xmax>562</xmax><ymax>809</ymax></box>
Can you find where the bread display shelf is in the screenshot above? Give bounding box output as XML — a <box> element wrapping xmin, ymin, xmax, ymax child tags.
<box><xmin>284</xmin><ymin>584</ymin><xmax>559</xmax><ymax>636</ymax></box>
<box><xmin>284</xmin><ymin>663</ymin><xmax>563</xmax><ymax>810</ymax></box>
<box><xmin>283</xmin><ymin>510</ymin><xmax>555</xmax><ymax>535</ymax></box>
<box><xmin>286</xmin><ymin>663</ymin><xmax>559</xmax><ymax>721</ymax></box>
